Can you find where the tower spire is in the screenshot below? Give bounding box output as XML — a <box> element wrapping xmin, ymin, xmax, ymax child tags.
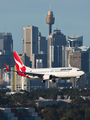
<box><xmin>56</xmin><ymin>19</ymin><xmax>58</xmax><ymax>30</ymax></box>
<box><xmin>50</xmin><ymin>3</ymin><xmax>51</xmax><ymax>11</ymax></box>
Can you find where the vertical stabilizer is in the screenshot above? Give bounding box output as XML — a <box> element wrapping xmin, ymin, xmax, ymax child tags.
<box><xmin>13</xmin><ymin>51</ymin><xmax>26</xmax><ymax>72</ymax></box>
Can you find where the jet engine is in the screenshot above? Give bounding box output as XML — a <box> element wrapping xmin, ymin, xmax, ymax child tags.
<box><xmin>42</xmin><ymin>74</ymin><xmax>52</xmax><ymax>80</ymax></box>
<box><xmin>41</xmin><ymin>75</ymin><xmax>53</xmax><ymax>83</ymax></box>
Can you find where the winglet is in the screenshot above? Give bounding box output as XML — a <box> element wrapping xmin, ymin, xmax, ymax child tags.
<box><xmin>4</xmin><ymin>64</ymin><xmax>10</xmax><ymax>71</ymax></box>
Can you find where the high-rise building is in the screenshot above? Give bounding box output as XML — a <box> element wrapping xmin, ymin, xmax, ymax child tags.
<box><xmin>68</xmin><ymin>47</ymin><xmax>90</xmax><ymax>88</ymax></box>
<box><xmin>47</xmin><ymin>30</ymin><xmax>66</xmax><ymax>68</ymax></box>
<box><xmin>31</xmin><ymin>54</ymin><xmax>47</xmax><ymax>68</ymax></box>
<box><xmin>69</xmin><ymin>52</ymin><xmax>82</xmax><ymax>69</ymax></box>
<box><xmin>0</xmin><ymin>33</ymin><xmax>13</xmax><ymax>88</ymax></box>
<box><xmin>0</xmin><ymin>69</ymin><xmax>3</xmax><ymax>86</ymax></box>
<box><xmin>62</xmin><ymin>46</ymin><xmax>74</xmax><ymax>67</ymax></box>
<box><xmin>11</xmin><ymin>69</ymin><xmax>30</xmax><ymax>92</ymax></box>
<box><xmin>48</xmin><ymin>46</ymin><xmax>62</xmax><ymax>68</ymax></box>
<box><xmin>35</xmin><ymin>54</ymin><xmax>47</xmax><ymax>68</ymax></box>
<box><xmin>38</xmin><ymin>32</ymin><xmax>47</xmax><ymax>54</ymax></box>
<box><xmin>0</xmin><ymin>33</ymin><xmax>13</xmax><ymax>55</ymax></box>
<box><xmin>0</xmin><ymin>33</ymin><xmax>13</xmax><ymax>80</ymax></box>
<box><xmin>62</xmin><ymin>46</ymin><xmax>89</xmax><ymax>68</ymax></box>
<box><xmin>23</xmin><ymin>26</ymin><xmax>38</xmax><ymax>66</ymax></box>
<box><xmin>19</xmin><ymin>53</ymin><xmax>31</xmax><ymax>67</ymax></box>
<box><xmin>69</xmin><ymin>46</ymin><xmax>90</xmax><ymax>73</ymax></box>
<box><xmin>68</xmin><ymin>36</ymin><xmax>83</xmax><ymax>47</ymax></box>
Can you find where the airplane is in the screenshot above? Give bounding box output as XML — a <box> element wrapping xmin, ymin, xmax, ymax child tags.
<box><xmin>4</xmin><ymin>51</ymin><xmax>85</xmax><ymax>83</ymax></box>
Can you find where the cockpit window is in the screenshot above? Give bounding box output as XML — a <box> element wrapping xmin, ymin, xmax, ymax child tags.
<box><xmin>77</xmin><ymin>69</ymin><xmax>81</xmax><ymax>71</ymax></box>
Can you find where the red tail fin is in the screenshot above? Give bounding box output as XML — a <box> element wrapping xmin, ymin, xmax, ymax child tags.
<box><xmin>13</xmin><ymin>51</ymin><xmax>26</xmax><ymax>72</ymax></box>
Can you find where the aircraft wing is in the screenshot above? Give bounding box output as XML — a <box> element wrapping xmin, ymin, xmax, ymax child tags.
<box><xmin>4</xmin><ymin>64</ymin><xmax>57</xmax><ymax>80</ymax></box>
<box><xmin>4</xmin><ymin>64</ymin><xmax>44</xmax><ymax>77</ymax></box>
<box><xmin>23</xmin><ymin>72</ymin><xmax>44</xmax><ymax>77</ymax></box>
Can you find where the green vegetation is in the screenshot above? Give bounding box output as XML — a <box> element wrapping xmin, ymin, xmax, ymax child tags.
<box><xmin>0</xmin><ymin>88</ymin><xmax>90</xmax><ymax>119</ymax></box>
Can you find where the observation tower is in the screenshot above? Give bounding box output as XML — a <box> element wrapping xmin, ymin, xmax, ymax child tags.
<box><xmin>46</xmin><ymin>9</ymin><xmax>55</xmax><ymax>35</ymax></box>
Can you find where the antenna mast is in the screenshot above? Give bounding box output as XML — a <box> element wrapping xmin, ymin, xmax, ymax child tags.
<box><xmin>50</xmin><ymin>3</ymin><xmax>51</xmax><ymax>11</ymax></box>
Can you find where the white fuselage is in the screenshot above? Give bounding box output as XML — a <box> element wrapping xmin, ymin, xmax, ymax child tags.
<box><xmin>25</xmin><ymin>67</ymin><xmax>84</xmax><ymax>80</ymax></box>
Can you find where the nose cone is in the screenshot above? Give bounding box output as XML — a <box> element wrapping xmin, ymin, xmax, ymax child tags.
<box><xmin>81</xmin><ymin>71</ymin><xmax>85</xmax><ymax>76</ymax></box>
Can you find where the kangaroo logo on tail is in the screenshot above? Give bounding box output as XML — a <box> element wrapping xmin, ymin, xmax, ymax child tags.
<box><xmin>13</xmin><ymin>52</ymin><xmax>26</xmax><ymax>72</ymax></box>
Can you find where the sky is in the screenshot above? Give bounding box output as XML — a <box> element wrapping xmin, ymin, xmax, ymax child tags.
<box><xmin>0</xmin><ymin>0</ymin><xmax>90</xmax><ymax>54</ymax></box>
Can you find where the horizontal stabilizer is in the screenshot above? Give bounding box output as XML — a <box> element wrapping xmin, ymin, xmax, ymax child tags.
<box><xmin>4</xmin><ymin>64</ymin><xmax>10</xmax><ymax>71</ymax></box>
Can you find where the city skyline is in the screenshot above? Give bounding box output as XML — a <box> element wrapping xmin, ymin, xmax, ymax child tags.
<box><xmin>0</xmin><ymin>0</ymin><xmax>90</xmax><ymax>54</ymax></box>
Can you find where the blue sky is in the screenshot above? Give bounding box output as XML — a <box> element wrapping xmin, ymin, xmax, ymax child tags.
<box><xmin>0</xmin><ymin>0</ymin><xmax>90</xmax><ymax>53</ymax></box>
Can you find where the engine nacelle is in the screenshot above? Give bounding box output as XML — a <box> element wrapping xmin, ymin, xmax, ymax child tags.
<box><xmin>42</xmin><ymin>75</ymin><xmax>52</xmax><ymax>80</ymax></box>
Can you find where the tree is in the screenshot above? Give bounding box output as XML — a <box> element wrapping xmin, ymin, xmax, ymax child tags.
<box><xmin>85</xmin><ymin>109</ymin><xmax>90</xmax><ymax>120</ymax></box>
<box><xmin>44</xmin><ymin>108</ymin><xmax>59</xmax><ymax>120</ymax></box>
<box><xmin>60</xmin><ymin>117</ymin><xmax>67</xmax><ymax>120</ymax></box>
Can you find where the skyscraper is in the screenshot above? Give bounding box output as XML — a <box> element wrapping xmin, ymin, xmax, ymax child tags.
<box><xmin>23</xmin><ymin>26</ymin><xmax>38</xmax><ymax>66</ymax></box>
<box><xmin>69</xmin><ymin>47</ymin><xmax>90</xmax><ymax>88</ymax></box>
<box><xmin>0</xmin><ymin>32</ymin><xmax>14</xmax><ymax>69</ymax></box>
<box><xmin>47</xmin><ymin>30</ymin><xmax>66</xmax><ymax>68</ymax></box>
<box><xmin>0</xmin><ymin>33</ymin><xmax>13</xmax><ymax>55</ymax></box>
<box><xmin>38</xmin><ymin>32</ymin><xmax>47</xmax><ymax>54</ymax></box>
<box><xmin>0</xmin><ymin>33</ymin><xmax>13</xmax><ymax>88</ymax></box>
<box><xmin>68</xmin><ymin>36</ymin><xmax>83</xmax><ymax>47</ymax></box>
<box><xmin>69</xmin><ymin>47</ymin><xmax>90</xmax><ymax>73</ymax></box>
